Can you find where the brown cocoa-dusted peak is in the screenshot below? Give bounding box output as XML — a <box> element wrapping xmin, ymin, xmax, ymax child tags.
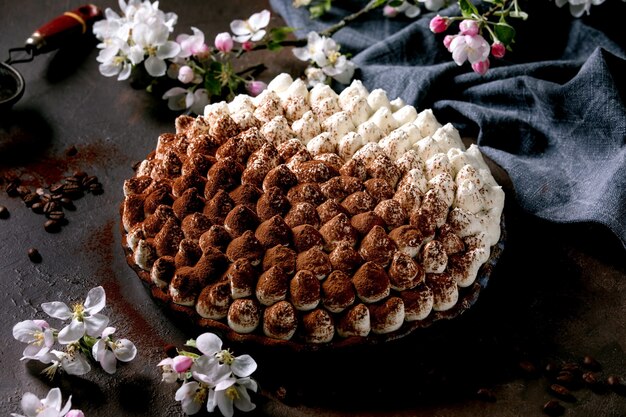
<box><xmin>155</xmin><ymin>218</ymin><xmax>185</xmax><ymax>257</ymax></box>
<box><xmin>292</xmin><ymin>224</ymin><xmax>325</xmax><ymax>253</ymax></box>
<box><xmin>182</xmin><ymin>153</ymin><xmax>213</xmax><ymax>177</ymax></box>
<box><xmin>196</xmin><ymin>281</ymin><xmax>232</xmax><ymax>319</ymax></box>
<box><xmin>144</xmin><ymin>185</ymin><xmax>173</xmax><ymax>215</ymax></box>
<box><xmin>341</xmin><ymin>191</ymin><xmax>376</xmax><ymax>216</ymax></box>
<box><xmin>285</xmin><ymin>149</ymin><xmax>312</xmax><ymax>171</ymax></box>
<box><xmin>426</xmin><ymin>272</ymin><xmax>458</xmax><ymax>312</ymax></box>
<box><xmin>278</xmin><ymin>138</ymin><xmax>307</xmax><ymax>161</ymax></box>
<box><xmin>410</xmin><ymin>189</ymin><xmax>448</xmax><ymax>236</ymax></box>
<box><xmin>225</xmin><ymin>230</ymin><xmax>264</xmax><ymax>266</ymax></box>
<box><xmin>263</xmin><ymin>245</ymin><xmax>297</xmax><ymax>274</ymax></box>
<box><xmin>199</xmin><ymin>225</ymin><xmax>231</xmax><ymax>253</ymax></box>
<box><xmin>263</xmin><ymin>164</ymin><xmax>297</xmax><ymax>192</ymax></box>
<box><xmin>242</xmin><ymin>143</ymin><xmax>282</xmax><ymax>188</ymax></box>
<box><xmin>359</xmin><ymin>225</ymin><xmax>397</xmax><ymax>267</ymax></box>
<box><xmin>352</xmin><ymin>261</ymin><xmax>391</xmax><ymax>303</ymax></box>
<box><xmin>151</xmin><ymin>256</ymin><xmax>175</xmax><ymax>288</ymax></box>
<box><xmin>225</xmin><ymin>258</ymin><xmax>257</xmax><ymax>299</ymax></box>
<box><xmin>169</xmin><ymin>266</ymin><xmax>200</xmax><ymax>306</ymax></box>
<box><xmin>388</xmin><ymin>225</ymin><xmax>424</xmax><ymax>258</ymax></box>
<box><xmin>172</xmin><ymin>188</ymin><xmax>205</xmax><ymax>220</ymax></box>
<box><xmin>388</xmin><ymin>252</ymin><xmax>424</xmax><ymax>291</ymax></box>
<box><xmin>263</xmin><ymin>300</ymin><xmax>297</xmax><ymax>340</ymax></box>
<box><xmin>284</xmin><ymin>202</ymin><xmax>320</xmax><ymax>229</ymax></box>
<box><xmin>329</xmin><ymin>241</ymin><xmax>363</xmax><ymax>273</ymax></box>
<box><xmin>438</xmin><ymin>224</ymin><xmax>465</xmax><ymax>254</ymax></box>
<box><xmin>157</xmin><ymin>148</ymin><xmax>183</xmax><ymax>175</ymax></box>
<box><xmin>215</xmin><ymin>137</ymin><xmax>251</xmax><ymax>165</ymax></box>
<box><xmin>317</xmin><ymin>199</ymin><xmax>350</xmax><ymax>225</ymax></box>
<box><xmin>122</xmin><ymin>194</ymin><xmax>146</xmax><ymax>233</ymax></box>
<box><xmin>337</xmin><ymin>303</ymin><xmax>370</xmax><ymax>337</ymax></box>
<box><xmin>224</xmin><ymin>205</ymin><xmax>260</xmax><ymax>238</ymax></box>
<box><xmin>320</xmin><ymin>176</ymin><xmax>363</xmax><ymax>202</ymax></box>
<box><xmin>421</xmin><ymin>240</ymin><xmax>448</xmax><ymax>274</ymax></box>
<box><xmin>364</xmin><ymin>178</ymin><xmax>394</xmax><ymax>203</ymax></box>
<box><xmin>175</xmin><ymin>114</ymin><xmax>195</xmax><ymax>135</ymax></box>
<box><xmin>366</xmin><ymin>154</ymin><xmax>400</xmax><ymax>187</ymax></box>
<box><xmin>143</xmin><ymin>205</ymin><xmax>176</xmax><ymax>237</ymax></box>
<box><xmin>204</xmin><ymin>190</ymin><xmax>235</xmax><ymax>225</ymax></box>
<box><xmin>296</xmin><ymin>247</ymin><xmax>332</xmax><ymax>280</ymax></box>
<box><xmin>256</xmin><ymin>265</ymin><xmax>290</xmax><ymax>306</ymax></box>
<box><xmin>369</xmin><ymin>297</ymin><xmax>405</xmax><ymax>334</ymax></box>
<box><xmin>339</xmin><ymin>158</ymin><xmax>367</xmax><ymax>182</ymax></box>
<box><xmin>256</xmin><ymin>186</ymin><xmax>290</xmax><ymax>221</ymax></box>
<box><xmin>292</xmin><ymin>160</ymin><xmax>339</xmax><ymax>183</ymax></box>
<box><xmin>289</xmin><ymin>270</ymin><xmax>321</xmax><ymax>311</ymax></box>
<box><xmin>186</xmin><ymin>135</ymin><xmax>220</xmax><ymax>159</ymax></box>
<box><xmin>287</xmin><ymin>182</ymin><xmax>326</xmax><ymax>206</ymax></box>
<box><xmin>237</xmin><ymin>127</ymin><xmax>266</xmax><ymax>155</ymax></box>
<box><xmin>210</xmin><ymin>114</ymin><xmax>240</xmax><ymax>144</ymax></box>
<box><xmin>351</xmin><ymin>211</ymin><xmax>386</xmax><ymax>237</ymax></box>
<box><xmin>374</xmin><ymin>199</ymin><xmax>407</xmax><ymax>230</ymax></box>
<box><xmin>229</xmin><ymin>183</ymin><xmax>262</xmax><ymax>209</ymax></box>
<box><xmin>194</xmin><ymin>246</ymin><xmax>228</xmax><ymax>286</ymax></box>
<box><xmin>174</xmin><ymin>238</ymin><xmax>202</xmax><ymax>268</ymax></box>
<box><xmin>301</xmin><ymin>309</ymin><xmax>335</xmax><ymax>343</ymax></box>
<box><xmin>322</xmin><ymin>270</ymin><xmax>356</xmax><ymax>313</ymax></box>
<box><xmin>319</xmin><ymin>213</ymin><xmax>359</xmax><ymax>251</ymax></box>
<box><xmin>255</xmin><ymin>215</ymin><xmax>292</xmax><ymax>248</ymax></box>
<box><xmin>227</xmin><ymin>298</ymin><xmax>261</xmax><ymax>334</ymax></box>
<box><xmin>401</xmin><ymin>284</ymin><xmax>434</xmax><ymax>321</ymax></box>
<box><xmin>188</xmin><ymin>115</ymin><xmax>211</xmax><ymax>137</ymax></box>
<box><xmin>124</xmin><ymin>176</ymin><xmax>153</xmax><ymax>196</ymax></box>
<box><xmin>172</xmin><ymin>171</ymin><xmax>206</xmax><ymax>198</ymax></box>
<box><xmin>314</xmin><ymin>153</ymin><xmax>344</xmax><ymax>171</ymax></box>
<box><xmin>205</xmin><ymin>157</ymin><xmax>243</xmax><ymax>198</ymax></box>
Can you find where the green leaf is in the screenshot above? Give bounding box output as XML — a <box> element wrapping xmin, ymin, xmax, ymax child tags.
<box><xmin>269</xmin><ymin>26</ymin><xmax>295</xmax><ymax>43</ymax></box>
<box><xmin>388</xmin><ymin>0</ymin><xmax>403</xmax><ymax>7</ymax></box>
<box><xmin>494</xmin><ymin>22</ymin><xmax>516</xmax><ymax>47</ymax></box>
<box><xmin>373</xmin><ymin>0</ymin><xmax>389</xmax><ymax>7</ymax></box>
<box><xmin>204</xmin><ymin>61</ymin><xmax>223</xmax><ymax>97</ymax></box>
<box><xmin>309</xmin><ymin>0</ymin><xmax>332</xmax><ymax>19</ymax></box>
<box><xmin>458</xmin><ymin>0</ymin><xmax>479</xmax><ymax>18</ymax></box>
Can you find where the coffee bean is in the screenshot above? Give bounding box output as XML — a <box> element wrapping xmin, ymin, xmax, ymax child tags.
<box><xmin>43</xmin><ymin>201</ymin><xmax>58</xmax><ymax>214</ymax></box>
<box><xmin>89</xmin><ymin>182</ymin><xmax>104</xmax><ymax>195</ymax></box>
<box><xmin>16</xmin><ymin>185</ymin><xmax>30</xmax><ymax>197</ymax></box>
<box><xmin>556</xmin><ymin>371</ymin><xmax>575</xmax><ymax>386</ymax></box>
<box><xmin>47</xmin><ymin>211</ymin><xmax>65</xmax><ymax>221</ymax></box>
<box><xmin>561</xmin><ymin>363</ymin><xmax>580</xmax><ymax>374</ymax></box>
<box><xmin>49</xmin><ymin>183</ymin><xmax>64</xmax><ymax>194</ymax></box>
<box><xmin>582</xmin><ymin>371</ymin><xmax>598</xmax><ymax>385</ymax></box>
<box><xmin>27</xmin><ymin>248</ymin><xmax>42</xmax><ymax>263</ymax></box>
<box><xmin>62</xmin><ymin>183</ymin><xmax>83</xmax><ymax>199</ymax></box>
<box><xmin>476</xmin><ymin>388</ymin><xmax>497</xmax><ymax>402</ymax></box>
<box><xmin>51</xmin><ymin>193</ymin><xmax>64</xmax><ymax>201</ymax></box>
<box><xmin>0</xmin><ymin>205</ymin><xmax>9</xmax><ymax>219</ymax></box>
<box><xmin>549</xmin><ymin>384</ymin><xmax>575</xmax><ymax>402</ymax></box>
<box><xmin>543</xmin><ymin>399</ymin><xmax>565</xmax><ymax>416</ymax></box>
<box><xmin>73</xmin><ymin>170</ymin><xmax>87</xmax><ymax>180</ymax></box>
<box><xmin>82</xmin><ymin>175</ymin><xmax>98</xmax><ymax>188</ymax></box>
<box><xmin>5</xmin><ymin>181</ymin><xmax>19</xmax><ymax>197</ymax></box>
<box><xmin>60</xmin><ymin>197</ymin><xmax>75</xmax><ymax>211</ymax></box>
<box><xmin>44</xmin><ymin>219</ymin><xmax>61</xmax><ymax>233</ymax></box>
<box><xmin>583</xmin><ymin>355</ymin><xmax>601</xmax><ymax>371</ymax></box>
<box><xmin>545</xmin><ymin>361</ymin><xmax>561</xmax><ymax>376</ymax></box>
<box><xmin>22</xmin><ymin>192</ymin><xmax>40</xmax><ymax>207</ymax></box>
<box><xmin>607</xmin><ymin>375</ymin><xmax>626</xmax><ymax>395</ymax></box>
<box><xmin>519</xmin><ymin>360</ymin><xmax>539</xmax><ymax>377</ymax></box>
<box><xmin>31</xmin><ymin>202</ymin><xmax>44</xmax><ymax>214</ymax></box>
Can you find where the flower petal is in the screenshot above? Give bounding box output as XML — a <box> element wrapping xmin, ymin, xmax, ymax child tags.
<box><xmin>118</xmin><ymin>63</ymin><xmax>132</xmax><ymax>81</ymax></box>
<box><xmin>162</xmin><ymin>87</ymin><xmax>187</xmax><ymax>99</ymax></box>
<box><xmin>37</xmin><ymin>408</ymin><xmax>62</xmax><ymax>417</ymax></box>
<box><xmin>84</xmin><ymin>313</ymin><xmax>110</xmax><ymax>337</ymax></box>
<box><xmin>58</xmin><ymin>320</ymin><xmax>85</xmax><ymax>344</ymax></box>
<box><xmin>84</xmin><ymin>286</ymin><xmax>106</xmax><ymax>314</ymax></box>
<box><xmin>20</xmin><ymin>392</ymin><xmax>41</xmax><ymax>417</ymax></box>
<box><xmin>157</xmin><ymin>41</ymin><xmax>181</xmax><ymax>60</ymax></box>
<box><xmin>248</xmin><ymin>10</ymin><xmax>270</xmax><ymax>30</ymax></box>
<box><xmin>195</xmin><ymin>332</ymin><xmax>222</xmax><ymax>355</ymax></box>
<box><xmin>102</xmin><ymin>326</ymin><xmax>116</xmax><ymax>339</ymax></box>
<box><xmin>216</xmin><ymin>390</ymin><xmax>234</xmax><ymax>417</ymax></box>
<box><xmin>229</xmin><ymin>19</ymin><xmax>249</xmax><ymax>36</ymax></box>
<box><xmin>100</xmin><ymin>349</ymin><xmax>118</xmax><ymax>374</ymax></box>
<box><xmin>62</xmin><ymin>352</ymin><xmax>91</xmax><ymax>375</ymax></box>
<box><xmin>114</xmin><ymin>339</ymin><xmax>137</xmax><ymax>362</ymax></box>
<box><xmin>144</xmin><ymin>56</ymin><xmax>166</xmax><ymax>77</ymax></box>
<box><xmin>41</xmin><ymin>302</ymin><xmax>72</xmax><ymax>320</ymax></box>
<box><xmin>231</xmin><ymin>355</ymin><xmax>257</xmax><ymax>377</ymax></box>
<box><xmin>250</xmin><ymin>29</ymin><xmax>267</xmax><ymax>42</ymax></box>
<box><xmin>233</xmin><ymin>385</ymin><xmax>255</xmax><ymax>412</ymax></box>
<box><xmin>42</xmin><ymin>387</ymin><xmax>62</xmax><ymax>410</ymax></box>
<box><xmin>292</xmin><ymin>46</ymin><xmax>310</xmax><ymax>62</ymax></box>
<box><xmin>12</xmin><ymin>321</ymin><xmax>38</xmax><ymax>343</ymax></box>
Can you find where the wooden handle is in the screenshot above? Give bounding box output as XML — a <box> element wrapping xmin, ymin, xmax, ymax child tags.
<box><xmin>26</xmin><ymin>4</ymin><xmax>103</xmax><ymax>54</ymax></box>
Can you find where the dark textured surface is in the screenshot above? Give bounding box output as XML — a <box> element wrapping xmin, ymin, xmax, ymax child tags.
<box><xmin>1</xmin><ymin>1</ymin><xmax>625</xmax><ymax>417</ymax></box>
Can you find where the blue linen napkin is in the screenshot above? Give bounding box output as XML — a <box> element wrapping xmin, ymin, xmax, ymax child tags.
<box><xmin>269</xmin><ymin>0</ymin><xmax>626</xmax><ymax>249</ymax></box>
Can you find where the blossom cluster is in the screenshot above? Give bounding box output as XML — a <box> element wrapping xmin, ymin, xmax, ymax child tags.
<box><xmin>158</xmin><ymin>333</ymin><xmax>258</xmax><ymax>417</ymax></box>
<box><xmin>292</xmin><ymin>31</ymin><xmax>356</xmax><ymax>86</ymax></box>
<box><xmin>11</xmin><ymin>388</ymin><xmax>83</xmax><ymax>417</ymax></box>
<box><xmin>12</xmin><ymin>286</ymin><xmax>137</xmax><ymax>378</ymax></box>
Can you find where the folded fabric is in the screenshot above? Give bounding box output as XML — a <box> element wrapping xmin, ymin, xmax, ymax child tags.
<box><xmin>270</xmin><ymin>0</ymin><xmax>626</xmax><ymax>249</ymax></box>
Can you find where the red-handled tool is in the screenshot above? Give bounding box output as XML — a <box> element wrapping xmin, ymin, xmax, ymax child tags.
<box><xmin>0</xmin><ymin>4</ymin><xmax>103</xmax><ymax>111</ymax></box>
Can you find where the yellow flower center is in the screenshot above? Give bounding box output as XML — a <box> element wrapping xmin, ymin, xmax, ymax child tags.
<box><xmin>34</xmin><ymin>331</ymin><xmax>45</xmax><ymax>346</ymax></box>
<box><xmin>72</xmin><ymin>303</ymin><xmax>85</xmax><ymax>321</ymax></box>
<box><xmin>146</xmin><ymin>45</ymin><xmax>158</xmax><ymax>56</ymax></box>
<box><xmin>225</xmin><ymin>386</ymin><xmax>239</xmax><ymax>401</ymax></box>
<box><xmin>216</xmin><ymin>349</ymin><xmax>235</xmax><ymax>365</ymax></box>
<box><xmin>194</xmin><ymin>385</ymin><xmax>208</xmax><ymax>404</ymax></box>
<box><xmin>328</xmin><ymin>51</ymin><xmax>341</xmax><ymax>65</ymax></box>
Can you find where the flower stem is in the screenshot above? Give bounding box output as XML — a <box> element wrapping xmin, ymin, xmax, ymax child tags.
<box><xmin>319</xmin><ymin>0</ymin><xmax>384</xmax><ymax>37</ymax></box>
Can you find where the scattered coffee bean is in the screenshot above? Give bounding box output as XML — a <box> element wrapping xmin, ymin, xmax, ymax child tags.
<box><xmin>543</xmin><ymin>399</ymin><xmax>565</xmax><ymax>416</ymax></box>
<box><xmin>582</xmin><ymin>371</ymin><xmax>598</xmax><ymax>385</ymax></box>
<box><xmin>561</xmin><ymin>363</ymin><xmax>580</xmax><ymax>375</ymax></box>
<box><xmin>43</xmin><ymin>201</ymin><xmax>58</xmax><ymax>214</ymax></box>
<box><xmin>476</xmin><ymin>388</ymin><xmax>497</xmax><ymax>402</ymax></box>
<box><xmin>556</xmin><ymin>371</ymin><xmax>575</xmax><ymax>386</ymax></box>
<box><xmin>27</xmin><ymin>248</ymin><xmax>42</xmax><ymax>263</ymax></box>
<box><xmin>545</xmin><ymin>361</ymin><xmax>561</xmax><ymax>376</ymax></box>
<box><xmin>47</xmin><ymin>210</ymin><xmax>65</xmax><ymax>221</ymax></box>
<box><xmin>16</xmin><ymin>185</ymin><xmax>30</xmax><ymax>197</ymax></box>
<box><xmin>49</xmin><ymin>183</ymin><xmax>64</xmax><ymax>194</ymax></box>
<box><xmin>73</xmin><ymin>170</ymin><xmax>87</xmax><ymax>180</ymax></box>
<box><xmin>607</xmin><ymin>375</ymin><xmax>621</xmax><ymax>386</ymax></box>
<box><xmin>62</xmin><ymin>182</ymin><xmax>83</xmax><ymax>199</ymax></box>
<box><xmin>519</xmin><ymin>360</ymin><xmax>539</xmax><ymax>377</ymax></box>
<box><xmin>5</xmin><ymin>179</ymin><xmax>20</xmax><ymax>197</ymax></box>
<box><xmin>583</xmin><ymin>355</ymin><xmax>601</xmax><ymax>371</ymax></box>
<box><xmin>89</xmin><ymin>182</ymin><xmax>104</xmax><ymax>195</ymax></box>
<box><xmin>65</xmin><ymin>145</ymin><xmax>78</xmax><ymax>156</ymax></box>
<box><xmin>60</xmin><ymin>197</ymin><xmax>75</xmax><ymax>211</ymax></box>
<box><xmin>44</xmin><ymin>219</ymin><xmax>61</xmax><ymax>233</ymax></box>
<box><xmin>22</xmin><ymin>192</ymin><xmax>39</xmax><ymax>207</ymax></box>
<box><xmin>549</xmin><ymin>384</ymin><xmax>575</xmax><ymax>402</ymax></box>
<box><xmin>51</xmin><ymin>193</ymin><xmax>64</xmax><ymax>201</ymax></box>
<box><xmin>31</xmin><ymin>202</ymin><xmax>44</xmax><ymax>214</ymax></box>
<box><xmin>82</xmin><ymin>175</ymin><xmax>98</xmax><ymax>188</ymax></box>
<box><xmin>0</xmin><ymin>205</ymin><xmax>9</xmax><ymax>219</ymax></box>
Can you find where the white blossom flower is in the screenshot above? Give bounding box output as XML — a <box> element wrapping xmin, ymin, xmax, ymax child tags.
<box><xmin>11</xmin><ymin>388</ymin><xmax>72</xmax><ymax>417</ymax></box>
<box><xmin>554</xmin><ymin>0</ymin><xmax>605</xmax><ymax>17</ymax></box>
<box><xmin>41</xmin><ymin>287</ymin><xmax>109</xmax><ymax>344</ymax></box>
<box><xmin>129</xmin><ymin>22</ymin><xmax>181</xmax><ymax>77</ymax></box>
<box><xmin>92</xmin><ymin>327</ymin><xmax>137</xmax><ymax>374</ymax></box>
<box><xmin>174</xmin><ymin>381</ymin><xmax>207</xmax><ymax>415</ymax></box>
<box><xmin>96</xmin><ymin>37</ymin><xmax>133</xmax><ymax>80</ymax></box>
<box><xmin>230</xmin><ymin>10</ymin><xmax>271</xmax><ymax>43</ymax></box>
<box><xmin>206</xmin><ymin>377</ymin><xmax>257</xmax><ymax>417</ymax></box>
<box><xmin>177</xmin><ymin>27</ymin><xmax>209</xmax><ymax>58</ymax></box>
<box><xmin>13</xmin><ymin>320</ymin><xmax>55</xmax><ymax>361</ymax></box>
<box><xmin>157</xmin><ymin>357</ymin><xmax>182</xmax><ymax>383</ymax></box>
<box><xmin>386</xmin><ymin>1</ymin><xmax>421</xmax><ymax>18</ymax></box>
<box><xmin>293</xmin><ymin>32</ymin><xmax>356</xmax><ymax>84</ymax></box>
<box><xmin>449</xmin><ymin>34</ymin><xmax>490</xmax><ymax>66</ymax></box>
<box><xmin>195</xmin><ymin>333</ymin><xmax>257</xmax><ymax>378</ymax></box>
<box><xmin>162</xmin><ymin>87</ymin><xmax>209</xmax><ymax>114</ymax></box>
<box><xmin>39</xmin><ymin>348</ymin><xmax>91</xmax><ymax>378</ymax></box>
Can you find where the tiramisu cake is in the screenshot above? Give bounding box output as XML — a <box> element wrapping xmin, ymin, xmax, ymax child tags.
<box><xmin>121</xmin><ymin>73</ymin><xmax>505</xmax><ymax>348</ymax></box>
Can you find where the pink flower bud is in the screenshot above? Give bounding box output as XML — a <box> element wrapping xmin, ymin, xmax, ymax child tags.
<box><xmin>429</xmin><ymin>15</ymin><xmax>450</xmax><ymax>34</ymax></box>
<box><xmin>246</xmin><ymin>80</ymin><xmax>267</xmax><ymax>97</ymax></box>
<box><xmin>459</xmin><ymin>19</ymin><xmax>479</xmax><ymax>36</ymax></box>
<box><xmin>177</xmin><ymin>66</ymin><xmax>195</xmax><ymax>84</ymax></box>
<box><xmin>66</xmin><ymin>410</ymin><xmax>85</xmax><ymax>417</ymax></box>
<box><xmin>471</xmin><ymin>59</ymin><xmax>490</xmax><ymax>75</ymax></box>
<box><xmin>443</xmin><ymin>35</ymin><xmax>456</xmax><ymax>51</ymax></box>
<box><xmin>491</xmin><ymin>41</ymin><xmax>506</xmax><ymax>59</ymax></box>
<box><xmin>33</xmin><ymin>320</ymin><xmax>49</xmax><ymax>329</ymax></box>
<box><xmin>172</xmin><ymin>355</ymin><xmax>193</xmax><ymax>373</ymax></box>
<box><xmin>242</xmin><ymin>41</ymin><xmax>254</xmax><ymax>52</ymax></box>
<box><xmin>383</xmin><ymin>5</ymin><xmax>398</xmax><ymax>18</ymax></box>
<box><xmin>214</xmin><ymin>32</ymin><xmax>234</xmax><ymax>53</ymax></box>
